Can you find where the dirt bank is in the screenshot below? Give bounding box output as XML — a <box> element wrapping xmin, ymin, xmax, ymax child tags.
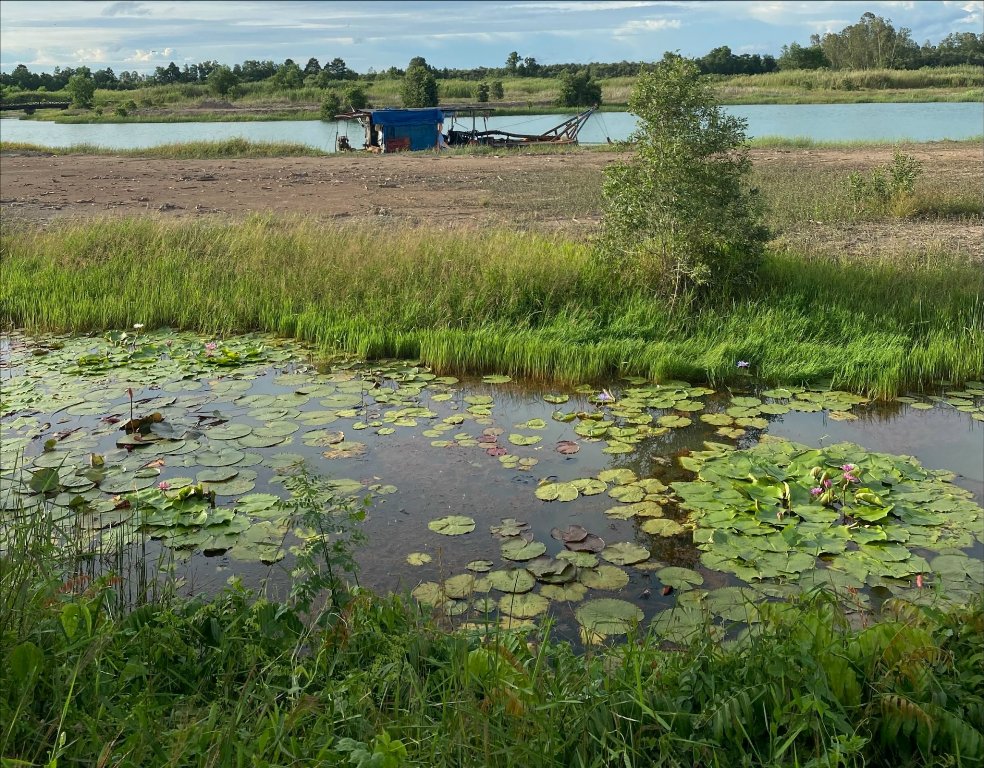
<box><xmin>1</xmin><ymin>144</ymin><xmax>980</xmax><ymax>257</ymax></box>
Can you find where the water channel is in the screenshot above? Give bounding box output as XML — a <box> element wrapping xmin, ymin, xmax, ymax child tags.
<box><xmin>1</xmin><ymin>102</ymin><xmax>981</xmax><ymax>151</ymax></box>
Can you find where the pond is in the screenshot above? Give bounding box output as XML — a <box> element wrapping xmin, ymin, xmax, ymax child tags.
<box><xmin>2</xmin><ymin>330</ymin><xmax>982</xmax><ymax>642</ymax></box>
<box><xmin>1</xmin><ymin>102</ymin><xmax>981</xmax><ymax>152</ymax></box>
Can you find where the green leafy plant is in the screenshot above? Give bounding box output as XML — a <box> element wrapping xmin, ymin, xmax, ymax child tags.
<box><xmin>847</xmin><ymin>148</ymin><xmax>923</xmax><ymax>217</ymax></box>
<box><xmin>600</xmin><ymin>54</ymin><xmax>768</xmax><ymax>301</ymax></box>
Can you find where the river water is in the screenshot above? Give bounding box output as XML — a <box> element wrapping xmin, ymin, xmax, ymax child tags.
<box><xmin>1</xmin><ymin>102</ymin><xmax>981</xmax><ymax>151</ymax></box>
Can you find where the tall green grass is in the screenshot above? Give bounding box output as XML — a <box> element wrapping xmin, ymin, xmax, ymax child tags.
<box><xmin>4</xmin><ymin>487</ymin><xmax>982</xmax><ymax>768</ymax></box>
<box><xmin>2</xmin><ymin>218</ymin><xmax>981</xmax><ymax>395</ymax></box>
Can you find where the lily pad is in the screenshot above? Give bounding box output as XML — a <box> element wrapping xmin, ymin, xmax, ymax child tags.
<box><xmin>407</xmin><ymin>552</ymin><xmax>432</xmax><ymax>566</ymax></box>
<box><xmin>501</xmin><ymin>539</ymin><xmax>547</xmax><ymax>562</ymax></box>
<box><xmin>428</xmin><ymin>515</ymin><xmax>476</xmax><ymax>536</ymax></box>
<box><xmin>642</xmin><ymin>518</ymin><xmax>686</xmax><ymax>537</ymax></box>
<box><xmin>498</xmin><ymin>592</ymin><xmax>549</xmax><ymax>619</ymax></box>
<box><xmin>535</xmin><ymin>482</ymin><xmax>579</xmax><ymax>502</ymax></box>
<box><xmin>578</xmin><ymin>565</ymin><xmax>629</xmax><ymax>591</ymax></box>
<box><xmin>551</xmin><ymin>525</ymin><xmax>588</xmax><ymax>543</ymax></box>
<box><xmin>601</xmin><ymin>541</ymin><xmax>650</xmax><ymax>566</ymax></box>
<box><xmin>575</xmin><ymin>598</ymin><xmax>643</xmax><ymax>637</ymax></box>
<box><xmin>487</xmin><ymin>568</ymin><xmax>536</xmax><ymax>593</ymax></box>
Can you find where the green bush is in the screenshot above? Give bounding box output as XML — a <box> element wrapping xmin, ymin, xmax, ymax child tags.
<box><xmin>600</xmin><ymin>55</ymin><xmax>768</xmax><ymax>299</ymax></box>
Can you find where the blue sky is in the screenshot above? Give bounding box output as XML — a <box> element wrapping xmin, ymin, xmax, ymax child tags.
<box><xmin>1</xmin><ymin>1</ymin><xmax>980</xmax><ymax>74</ymax></box>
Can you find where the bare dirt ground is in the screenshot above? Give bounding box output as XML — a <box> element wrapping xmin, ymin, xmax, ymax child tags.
<box><xmin>1</xmin><ymin>144</ymin><xmax>980</xmax><ymax>257</ymax></box>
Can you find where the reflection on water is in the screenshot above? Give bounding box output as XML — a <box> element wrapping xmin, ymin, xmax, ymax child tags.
<box><xmin>2</xmin><ymin>332</ymin><xmax>982</xmax><ymax>638</ymax></box>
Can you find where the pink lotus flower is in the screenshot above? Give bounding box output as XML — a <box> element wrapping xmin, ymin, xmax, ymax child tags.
<box><xmin>841</xmin><ymin>464</ymin><xmax>856</xmax><ymax>472</ymax></box>
<box><xmin>844</xmin><ymin>473</ymin><xmax>859</xmax><ymax>484</ymax></box>
<box><xmin>810</xmin><ymin>486</ymin><xmax>823</xmax><ymax>496</ymax></box>
<box><xmin>158</xmin><ymin>481</ymin><xmax>171</xmax><ymax>491</ymax></box>
<box><xmin>823</xmin><ymin>479</ymin><xmax>832</xmax><ymax>489</ymax></box>
<box><xmin>205</xmin><ymin>342</ymin><xmax>218</xmax><ymax>351</ymax></box>
<box><xmin>916</xmin><ymin>574</ymin><xmax>924</xmax><ymax>589</ymax></box>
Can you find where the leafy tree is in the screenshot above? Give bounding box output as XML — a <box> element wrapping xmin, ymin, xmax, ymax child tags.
<box><xmin>813</xmin><ymin>12</ymin><xmax>918</xmax><ymax>69</ymax></box>
<box><xmin>327</xmin><ymin>57</ymin><xmax>356</xmax><ymax>80</ymax></box>
<box><xmin>274</xmin><ymin>60</ymin><xmax>304</xmax><ymax>89</ymax></box>
<box><xmin>66</xmin><ymin>73</ymin><xmax>96</xmax><ymax>108</ymax></box>
<box><xmin>320</xmin><ymin>90</ymin><xmax>342</xmax><ymax>120</ymax></box>
<box><xmin>401</xmin><ymin>60</ymin><xmax>438</xmax><ymax>107</ymax></box>
<box><xmin>557</xmin><ymin>69</ymin><xmax>601</xmax><ymax>107</ymax></box>
<box><xmin>505</xmin><ymin>51</ymin><xmax>520</xmax><ymax>73</ymax></box>
<box><xmin>92</xmin><ymin>67</ymin><xmax>118</xmax><ymax>89</ymax></box>
<box><xmin>518</xmin><ymin>56</ymin><xmax>540</xmax><ymax>76</ymax></box>
<box><xmin>208</xmin><ymin>65</ymin><xmax>238</xmax><ymax>96</ymax></box>
<box><xmin>490</xmin><ymin>80</ymin><xmax>504</xmax><ymax>100</ymax></box>
<box><xmin>476</xmin><ymin>81</ymin><xmax>490</xmax><ymax>102</ymax></box>
<box><xmin>344</xmin><ymin>84</ymin><xmax>369</xmax><ymax>110</ymax></box>
<box><xmin>600</xmin><ymin>55</ymin><xmax>767</xmax><ymax>300</ymax></box>
<box><xmin>778</xmin><ymin>42</ymin><xmax>830</xmax><ymax>70</ymax></box>
<box><xmin>304</xmin><ymin>57</ymin><xmax>322</xmax><ymax>76</ymax></box>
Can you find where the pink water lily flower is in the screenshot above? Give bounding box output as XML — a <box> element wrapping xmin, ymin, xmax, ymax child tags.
<box><xmin>823</xmin><ymin>478</ymin><xmax>832</xmax><ymax>489</ymax></box>
<box><xmin>844</xmin><ymin>473</ymin><xmax>859</xmax><ymax>484</ymax></box>
<box><xmin>205</xmin><ymin>342</ymin><xmax>218</xmax><ymax>351</ymax></box>
<box><xmin>810</xmin><ymin>486</ymin><xmax>823</xmax><ymax>496</ymax></box>
<box><xmin>158</xmin><ymin>481</ymin><xmax>171</xmax><ymax>491</ymax></box>
<box><xmin>841</xmin><ymin>463</ymin><xmax>856</xmax><ymax>472</ymax></box>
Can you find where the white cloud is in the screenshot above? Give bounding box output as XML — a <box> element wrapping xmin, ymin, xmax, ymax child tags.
<box><xmin>614</xmin><ymin>18</ymin><xmax>683</xmax><ymax>35</ymax></box>
<box><xmin>124</xmin><ymin>47</ymin><xmax>175</xmax><ymax>63</ymax></box>
<box><xmin>73</xmin><ymin>47</ymin><xmax>111</xmax><ymax>62</ymax></box>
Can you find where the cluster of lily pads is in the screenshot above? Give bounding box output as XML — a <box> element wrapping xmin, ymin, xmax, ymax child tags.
<box><xmin>2</xmin><ymin>330</ymin><xmax>983</xmax><ymax>640</ymax></box>
<box><xmin>672</xmin><ymin>438</ymin><xmax>984</xmax><ymax>604</ymax></box>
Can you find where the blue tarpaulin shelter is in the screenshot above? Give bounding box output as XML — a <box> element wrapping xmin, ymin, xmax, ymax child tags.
<box><xmin>370</xmin><ymin>108</ymin><xmax>445</xmax><ymax>151</ymax></box>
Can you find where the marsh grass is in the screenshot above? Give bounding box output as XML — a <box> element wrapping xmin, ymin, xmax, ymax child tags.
<box><xmin>2</xmin><ymin>217</ymin><xmax>981</xmax><ymax>395</ymax></box>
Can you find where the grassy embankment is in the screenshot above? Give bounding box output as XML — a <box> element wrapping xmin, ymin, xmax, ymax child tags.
<box><xmin>2</xmin><ymin>215</ymin><xmax>982</xmax><ymax>397</ymax></box>
<box><xmin>2</xmin><ymin>485</ymin><xmax>982</xmax><ymax>768</ymax></box>
<box><xmin>6</xmin><ymin>65</ymin><xmax>981</xmax><ymax>123</ymax></box>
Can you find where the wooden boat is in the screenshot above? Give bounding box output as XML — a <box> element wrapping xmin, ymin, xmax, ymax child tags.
<box><xmin>335</xmin><ymin>106</ymin><xmax>596</xmax><ymax>152</ymax></box>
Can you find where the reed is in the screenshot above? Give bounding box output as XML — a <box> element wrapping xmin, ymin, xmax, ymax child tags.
<box><xmin>2</xmin><ymin>217</ymin><xmax>980</xmax><ymax>396</ymax></box>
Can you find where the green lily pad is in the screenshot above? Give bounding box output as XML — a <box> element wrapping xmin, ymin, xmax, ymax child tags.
<box><xmin>657</xmin><ymin>567</ymin><xmax>704</xmax><ymax>590</ymax></box>
<box><xmin>207</xmin><ymin>423</ymin><xmax>253</xmax><ymax>440</ymax></box>
<box><xmin>575</xmin><ymin>598</ymin><xmax>643</xmax><ymax>637</ymax></box>
<box><xmin>428</xmin><ymin>515</ymin><xmax>476</xmax><ymax>536</ymax></box>
<box><xmin>466</xmin><ymin>559</ymin><xmax>494</xmax><ymax>573</ymax></box>
<box><xmin>642</xmin><ymin>518</ymin><xmax>686</xmax><ymax>537</ymax></box>
<box><xmin>578</xmin><ymin>565</ymin><xmax>630</xmax><ymax>591</ymax></box>
<box><xmin>601</xmin><ymin>541</ymin><xmax>650</xmax><ymax>566</ymax></box>
<box><xmin>540</xmin><ymin>582</ymin><xmax>587</xmax><ymax>602</ymax></box>
<box><xmin>501</xmin><ymin>539</ymin><xmax>547</xmax><ymax>562</ymax></box>
<box><xmin>487</xmin><ymin>568</ymin><xmax>535</xmax><ymax>593</ymax></box>
<box><xmin>557</xmin><ymin>550</ymin><xmax>599</xmax><ymax>568</ymax></box>
<box><xmin>498</xmin><ymin>592</ymin><xmax>549</xmax><ymax>619</ymax></box>
<box><xmin>535</xmin><ymin>482</ymin><xmax>579</xmax><ymax>502</ymax></box>
<box><xmin>508</xmin><ymin>433</ymin><xmax>541</xmax><ymax>446</ymax></box>
<box><xmin>195</xmin><ymin>448</ymin><xmax>246</xmax><ymax>467</ymax></box>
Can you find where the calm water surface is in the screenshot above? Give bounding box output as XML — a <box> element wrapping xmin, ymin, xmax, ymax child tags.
<box><xmin>1</xmin><ymin>102</ymin><xmax>981</xmax><ymax>151</ymax></box>
<box><xmin>2</xmin><ymin>332</ymin><xmax>981</xmax><ymax>642</ymax></box>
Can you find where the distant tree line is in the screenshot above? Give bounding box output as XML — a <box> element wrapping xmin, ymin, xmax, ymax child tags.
<box><xmin>2</xmin><ymin>13</ymin><xmax>981</xmax><ymax>97</ymax></box>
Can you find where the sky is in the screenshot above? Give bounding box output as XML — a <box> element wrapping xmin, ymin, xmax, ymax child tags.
<box><xmin>0</xmin><ymin>0</ymin><xmax>981</xmax><ymax>74</ymax></box>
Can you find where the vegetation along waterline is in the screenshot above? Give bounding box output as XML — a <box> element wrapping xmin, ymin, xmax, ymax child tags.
<box><xmin>3</xmin><ymin>468</ymin><xmax>982</xmax><ymax>768</ymax></box>
<box><xmin>2</xmin><ymin>216</ymin><xmax>982</xmax><ymax>396</ymax></box>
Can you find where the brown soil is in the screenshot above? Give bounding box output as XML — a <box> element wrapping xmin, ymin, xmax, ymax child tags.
<box><xmin>1</xmin><ymin>144</ymin><xmax>980</xmax><ymax>257</ymax></box>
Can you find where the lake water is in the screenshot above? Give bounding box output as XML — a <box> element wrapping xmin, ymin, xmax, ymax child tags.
<box><xmin>2</xmin><ymin>331</ymin><xmax>982</xmax><ymax>640</ymax></box>
<box><xmin>1</xmin><ymin>102</ymin><xmax>981</xmax><ymax>152</ymax></box>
